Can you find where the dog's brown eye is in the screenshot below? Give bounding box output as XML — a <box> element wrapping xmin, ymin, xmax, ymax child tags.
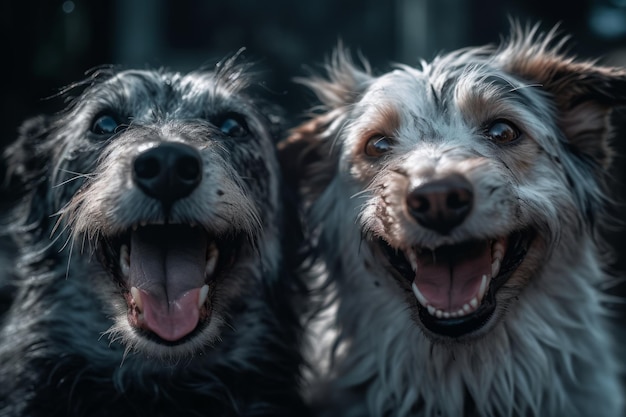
<box><xmin>218</xmin><ymin>114</ymin><xmax>249</xmax><ymax>138</ymax></box>
<box><xmin>485</xmin><ymin>120</ymin><xmax>520</xmax><ymax>144</ymax></box>
<box><xmin>91</xmin><ymin>114</ymin><xmax>121</xmax><ymax>136</ymax></box>
<box><xmin>365</xmin><ymin>135</ymin><xmax>393</xmax><ymax>157</ymax></box>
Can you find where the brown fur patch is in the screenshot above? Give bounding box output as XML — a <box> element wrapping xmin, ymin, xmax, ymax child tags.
<box><xmin>502</xmin><ymin>39</ymin><xmax>626</xmax><ymax>169</ymax></box>
<box><xmin>279</xmin><ymin>112</ymin><xmax>340</xmax><ymax>202</ymax></box>
<box><xmin>350</xmin><ymin>103</ymin><xmax>402</xmax><ymax>178</ymax></box>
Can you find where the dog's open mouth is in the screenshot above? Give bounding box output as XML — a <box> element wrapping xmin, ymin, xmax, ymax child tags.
<box><xmin>97</xmin><ymin>224</ymin><xmax>241</xmax><ymax>344</ymax></box>
<box><xmin>380</xmin><ymin>230</ymin><xmax>532</xmax><ymax>338</ymax></box>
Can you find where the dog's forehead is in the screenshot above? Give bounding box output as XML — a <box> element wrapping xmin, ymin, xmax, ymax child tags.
<box><xmin>104</xmin><ymin>69</ymin><xmax>219</xmax><ymax>92</ymax></box>
<box><xmin>351</xmin><ymin>57</ymin><xmax>550</xmax><ymax>144</ymax></box>
<box><xmin>347</xmin><ymin>67</ymin><xmax>462</xmax><ymax>149</ymax></box>
<box><xmin>89</xmin><ymin>69</ymin><xmax>250</xmax><ymax>118</ymax></box>
<box><xmin>359</xmin><ymin>69</ymin><xmax>430</xmax><ymax>112</ymax></box>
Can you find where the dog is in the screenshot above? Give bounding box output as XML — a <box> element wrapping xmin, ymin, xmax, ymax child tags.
<box><xmin>280</xmin><ymin>24</ymin><xmax>626</xmax><ymax>417</ymax></box>
<box><xmin>0</xmin><ymin>52</ymin><xmax>309</xmax><ymax>417</ymax></box>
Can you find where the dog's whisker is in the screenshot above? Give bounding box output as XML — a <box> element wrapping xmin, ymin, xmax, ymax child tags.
<box><xmin>349</xmin><ymin>188</ymin><xmax>375</xmax><ymax>200</ymax></box>
<box><xmin>52</xmin><ymin>176</ymin><xmax>92</xmax><ymax>188</ymax></box>
<box><xmin>62</xmin><ymin>236</ymin><xmax>74</xmax><ymax>280</ymax></box>
<box><xmin>49</xmin><ymin>218</ymin><xmax>65</xmax><ymax>241</ymax></box>
<box><xmin>508</xmin><ymin>82</ymin><xmax>542</xmax><ymax>93</ymax></box>
<box><xmin>45</xmin><ymin>218</ymin><xmax>72</xmax><ymax>253</ymax></box>
<box><xmin>120</xmin><ymin>345</ymin><xmax>134</xmax><ymax>368</ymax></box>
<box><xmin>80</xmin><ymin>231</ymin><xmax>90</xmax><ymax>256</ymax></box>
<box><xmin>53</xmin><ymin>168</ymin><xmax>96</xmax><ymax>188</ymax></box>
<box><xmin>49</xmin><ymin>207</ymin><xmax>71</xmax><ymax>238</ymax></box>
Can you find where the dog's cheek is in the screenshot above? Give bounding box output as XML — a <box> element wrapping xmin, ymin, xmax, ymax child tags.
<box><xmin>495</xmin><ymin>139</ymin><xmax>544</xmax><ymax>178</ymax></box>
<box><xmin>229</xmin><ymin>142</ymin><xmax>281</xmax><ymax>225</ymax></box>
<box><xmin>51</xmin><ymin>147</ymin><xmax>105</xmax><ymax>209</ymax></box>
<box><xmin>244</xmin><ymin>154</ymin><xmax>273</xmax><ymax>197</ymax></box>
<box><xmin>348</xmin><ymin>159</ymin><xmax>378</xmax><ymax>184</ymax></box>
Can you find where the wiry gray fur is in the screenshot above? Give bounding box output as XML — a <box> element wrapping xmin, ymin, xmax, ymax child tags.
<box><xmin>282</xmin><ymin>23</ymin><xmax>626</xmax><ymax>417</ymax></box>
<box><xmin>0</xmin><ymin>53</ymin><xmax>308</xmax><ymax>417</ymax></box>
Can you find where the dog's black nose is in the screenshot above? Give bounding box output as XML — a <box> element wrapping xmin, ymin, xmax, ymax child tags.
<box><xmin>133</xmin><ymin>142</ymin><xmax>202</xmax><ymax>203</ymax></box>
<box><xmin>406</xmin><ymin>174</ymin><xmax>473</xmax><ymax>234</ymax></box>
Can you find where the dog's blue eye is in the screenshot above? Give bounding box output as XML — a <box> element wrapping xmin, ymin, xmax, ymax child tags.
<box><xmin>485</xmin><ymin>120</ymin><xmax>520</xmax><ymax>144</ymax></box>
<box><xmin>218</xmin><ymin>115</ymin><xmax>249</xmax><ymax>137</ymax></box>
<box><xmin>365</xmin><ymin>135</ymin><xmax>393</xmax><ymax>157</ymax></box>
<box><xmin>91</xmin><ymin>114</ymin><xmax>120</xmax><ymax>136</ymax></box>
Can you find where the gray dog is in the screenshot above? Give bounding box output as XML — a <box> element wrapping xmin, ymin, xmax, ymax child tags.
<box><xmin>0</xmin><ymin>52</ymin><xmax>309</xmax><ymax>417</ymax></box>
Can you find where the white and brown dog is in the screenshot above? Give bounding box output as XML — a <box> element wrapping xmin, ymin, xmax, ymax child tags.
<box><xmin>282</xmin><ymin>24</ymin><xmax>626</xmax><ymax>417</ymax></box>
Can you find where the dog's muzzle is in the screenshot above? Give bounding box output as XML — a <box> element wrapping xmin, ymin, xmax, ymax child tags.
<box><xmin>377</xmin><ymin>173</ymin><xmax>532</xmax><ymax>339</ymax></box>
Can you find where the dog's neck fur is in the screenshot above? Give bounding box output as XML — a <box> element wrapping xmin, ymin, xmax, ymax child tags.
<box><xmin>304</xmin><ymin>179</ymin><xmax>623</xmax><ymax>417</ymax></box>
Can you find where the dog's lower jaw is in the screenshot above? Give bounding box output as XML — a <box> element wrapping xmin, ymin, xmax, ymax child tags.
<box><xmin>96</xmin><ymin>223</ymin><xmax>244</xmax><ymax>352</ymax></box>
<box><xmin>376</xmin><ymin>229</ymin><xmax>533</xmax><ymax>340</ymax></box>
<box><xmin>315</xmin><ymin>249</ymin><xmax>623</xmax><ymax>417</ymax></box>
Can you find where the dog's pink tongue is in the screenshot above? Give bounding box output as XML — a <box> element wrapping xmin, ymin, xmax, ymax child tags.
<box><xmin>136</xmin><ymin>288</ymin><xmax>201</xmax><ymax>342</ymax></box>
<box><xmin>414</xmin><ymin>241</ymin><xmax>491</xmax><ymax>311</ymax></box>
<box><xmin>129</xmin><ymin>226</ymin><xmax>207</xmax><ymax>341</ymax></box>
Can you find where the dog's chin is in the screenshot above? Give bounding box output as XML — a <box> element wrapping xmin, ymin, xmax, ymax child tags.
<box><xmin>377</xmin><ymin>229</ymin><xmax>534</xmax><ymax>341</ymax></box>
<box><xmin>96</xmin><ymin>223</ymin><xmax>243</xmax><ymax>350</ymax></box>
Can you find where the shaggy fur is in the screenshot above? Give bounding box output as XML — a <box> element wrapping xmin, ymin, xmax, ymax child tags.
<box><xmin>0</xmin><ymin>53</ymin><xmax>308</xmax><ymax>417</ymax></box>
<box><xmin>281</xmin><ymin>24</ymin><xmax>626</xmax><ymax>417</ymax></box>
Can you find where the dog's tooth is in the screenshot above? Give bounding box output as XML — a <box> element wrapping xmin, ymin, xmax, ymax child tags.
<box><xmin>463</xmin><ymin>303</ymin><xmax>472</xmax><ymax>313</ymax></box>
<box><xmin>478</xmin><ymin>275</ymin><xmax>488</xmax><ymax>300</ymax></box>
<box><xmin>435</xmin><ymin>309</ymin><xmax>443</xmax><ymax>319</ymax></box>
<box><xmin>130</xmin><ymin>286</ymin><xmax>143</xmax><ymax>312</ymax></box>
<box><xmin>491</xmin><ymin>258</ymin><xmax>501</xmax><ymax>278</ymax></box>
<box><xmin>492</xmin><ymin>240</ymin><xmax>505</xmax><ymax>262</ymax></box>
<box><xmin>205</xmin><ymin>242</ymin><xmax>219</xmax><ymax>277</ymax></box>
<box><xmin>470</xmin><ymin>297</ymin><xmax>479</xmax><ymax>309</ymax></box>
<box><xmin>457</xmin><ymin>308</ymin><xmax>465</xmax><ymax>317</ymax></box>
<box><xmin>450</xmin><ymin>311</ymin><xmax>458</xmax><ymax>318</ymax></box>
<box><xmin>197</xmin><ymin>284</ymin><xmax>209</xmax><ymax>308</ymax></box>
<box><xmin>120</xmin><ymin>244</ymin><xmax>130</xmax><ymax>277</ymax></box>
<box><xmin>442</xmin><ymin>311</ymin><xmax>450</xmax><ymax>319</ymax></box>
<box><xmin>205</xmin><ymin>257</ymin><xmax>218</xmax><ymax>277</ymax></box>
<box><xmin>405</xmin><ymin>250</ymin><xmax>418</xmax><ymax>273</ymax></box>
<box><xmin>411</xmin><ymin>282</ymin><xmax>429</xmax><ymax>307</ymax></box>
<box><xmin>427</xmin><ymin>305</ymin><xmax>436</xmax><ymax>316</ymax></box>
<box><xmin>140</xmin><ymin>221</ymin><xmax>147</xmax><ymax>227</ymax></box>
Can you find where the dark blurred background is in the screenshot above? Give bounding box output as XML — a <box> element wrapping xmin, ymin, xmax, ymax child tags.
<box><xmin>2</xmin><ymin>0</ymin><xmax>626</xmax><ymax>285</ymax></box>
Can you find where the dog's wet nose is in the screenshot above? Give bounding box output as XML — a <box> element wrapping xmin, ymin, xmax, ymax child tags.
<box><xmin>406</xmin><ymin>174</ymin><xmax>473</xmax><ymax>234</ymax></box>
<box><xmin>133</xmin><ymin>142</ymin><xmax>202</xmax><ymax>203</ymax></box>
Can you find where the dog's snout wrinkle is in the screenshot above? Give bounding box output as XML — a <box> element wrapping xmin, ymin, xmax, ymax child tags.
<box><xmin>133</xmin><ymin>142</ymin><xmax>203</xmax><ymax>204</ymax></box>
<box><xmin>406</xmin><ymin>174</ymin><xmax>473</xmax><ymax>234</ymax></box>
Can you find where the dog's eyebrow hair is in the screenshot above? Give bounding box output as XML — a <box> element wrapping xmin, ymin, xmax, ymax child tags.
<box><xmin>430</xmin><ymin>84</ymin><xmax>440</xmax><ymax>108</ymax></box>
<box><xmin>480</xmin><ymin>74</ymin><xmax>538</xmax><ymax>107</ymax></box>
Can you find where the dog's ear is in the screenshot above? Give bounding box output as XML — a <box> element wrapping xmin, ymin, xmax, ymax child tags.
<box><xmin>5</xmin><ymin>115</ymin><xmax>52</xmax><ymax>190</ymax></box>
<box><xmin>500</xmin><ymin>25</ymin><xmax>626</xmax><ymax>170</ymax></box>
<box><xmin>278</xmin><ymin>111</ymin><xmax>339</xmax><ymax>199</ymax></box>
<box><xmin>3</xmin><ymin>115</ymin><xmax>54</xmax><ymax>235</ymax></box>
<box><xmin>279</xmin><ymin>46</ymin><xmax>373</xmax><ymax>196</ymax></box>
<box><xmin>294</xmin><ymin>45</ymin><xmax>373</xmax><ymax>110</ymax></box>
